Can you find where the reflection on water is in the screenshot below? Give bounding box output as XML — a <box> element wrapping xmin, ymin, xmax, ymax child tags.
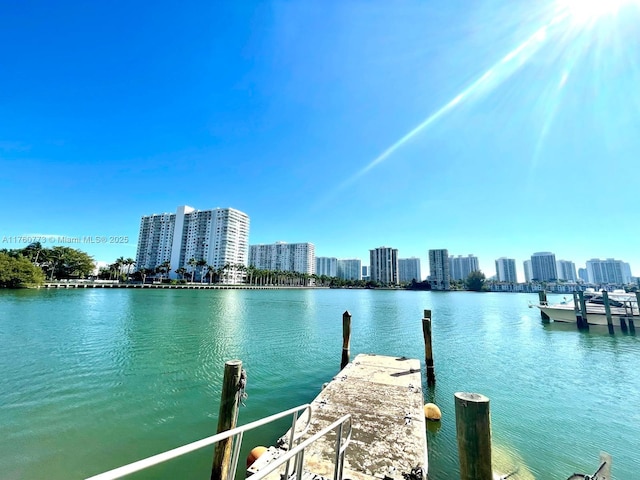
<box><xmin>1</xmin><ymin>289</ymin><xmax>639</xmax><ymax>479</ymax></box>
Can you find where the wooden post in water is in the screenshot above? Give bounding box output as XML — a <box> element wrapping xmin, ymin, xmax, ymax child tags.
<box><xmin>455</xmin><ymin>392</ymin><xmax>493</xmax><ymax>480</ymax></box>
<box><xmin>423</xmin><ymin>309</ymin><xmax>435</xmax><ymax>386</ymax></box>
<box><xmin>631</xmin><ymin>292</ymin><xmax>640</xmax><ymax>334</ymax></box>
<box><xmin>211</xmin><ymin>360</ymin><xmax>243</xmax><ymax>480</ymax></box>
<box><xmin>602</xmin><ymin>291</ymin><xmax>615</xmax><ymax>334</ymax></box>
<box><xmin>341</xmin><ymin>311</ymin><xmax>351</xmax><ymax>370</ymax></box>
<box><xmin>578</xmin><ymin>291</ymin><xmax>589</xmax><ymax>330</ymax></box>
<box><xmin>573</xmin><ymin>292</ymin><xmax>584</xmax><ymax>329</ymax></box>
<box><xmin>538</xmin><ymin>291</ymin><xmax>550</xmax><ymax>321</ymax></box>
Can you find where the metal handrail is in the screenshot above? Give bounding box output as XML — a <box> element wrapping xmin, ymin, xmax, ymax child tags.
<box><xmin>250</xmin><ymin>414</ymin><xmax>352</xmax><ymax>480</ymax></box>
<box><xmin>85</xmin><ymin>403</ymin><xmax>313</xmax><ymax>480</ymax></box>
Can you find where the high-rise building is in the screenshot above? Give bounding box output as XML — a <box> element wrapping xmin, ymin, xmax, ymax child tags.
<box><xmin>495</xmin><ymin>257</ymin><xmax>517</xmax><ymax>283</ymax></box>
<box><xmin>523</xmin><ymin>260</ymin><xmax>533</xmax><ymax>283</ymax></box>
<box><xmin>556</xmin><ymin>260</ymin><xmax>577</xmax><ymax>282</ymax></box>
<box><xmin>578</xmin><ymin>268</ymin><xmax>589</xmax><ymax>283</ymax></box>
<box><xmin>337</xmin><ymin>259</ymin><xmax>362</xmax><ymax>281</ymax></box>
<box><xmin>586</xmin><ymin>258</ymin><xmax>632</xmax><ymax>284</ymax></box>
<box><xmin>316</xmin><ymin>257</ymin><xmax>337</xmax><ymax>277</ymax></box>
<box><xmin>361</xmin><ymin>266</ymin><xmax>369</xmax><ymax>280</ymax></box>
<box><xmin>429</xmin><ymin>249</ymin><xmax>450</xmax><ymax>290</ymax></box>
<box><xmin>249</xmin><ymin>242</ymin><xmax>315</xmax><ymax>274</ymax></box>
<box><xmin>531</xmin><ymin>252</ymin><xmax>558</xmax><ymax>282</ymax></box>
<box><xmin>449</xmin><ymin>254</ymin><xmax>479</xmax><ymax>281</ymax></box>
<box><xmin>369</xmin><ymin>247</ymin><xmax>399</xmax><ymax>285</ymax></box>
<box><xmin>398</xmin><ymin>257</ymin><xmax>422</xmax><ymax>283</ymax></box>
<box><xmin>136</xmin><ymin>205</ymin><xmax>250</xmax><ymax>283</ymax></box>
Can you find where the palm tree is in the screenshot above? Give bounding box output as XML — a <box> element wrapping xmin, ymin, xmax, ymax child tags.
<box><xmin>197</xmin><ymin>259</ymin><xmax>208</xmax><ymax>283</ymax></box>
<box><xmin>124</xmin><ymin>258</ymin><xmax>136</xmax><ymax>276</ymax></box>
<box><xmin>24</xmin><ymin>242</ymin><xmax>44</xmax><ymax>265</ymax></box>
<box><xmin>207</xmin><ymin>265</ymin><xmax>216</xmax><ymax>284</ymax></box>
<box><xmin>138</xmin><ymin>267</ymin><xmax>152</xmax><ymax>285</ymax></box>
<box><xmin>175</xmin><ymin>267</ymin><xmax>187</xmax><ymax>280</ymax></box>
<box><xmin>115</xmin><ymin>256</ymin><xmax>126</xmax><ymax>280</ymax></box>
<box><xmin>157</xmin><ymin>261</ymin><xmax>171</xmax><ymax>280</ymax></box>
<box><xmin>216</xmin><ymin>267</ymin><xmax>224</xmax><ymax>283</ymax></box>
<box><xmin>235</xmin><ymin>263</ymin><xmax>247</xmax><ymax>284</ymax></box>
<box><xmin>188</xmin><ymin>258</ymin><xmax>197</xmax><ymax>283</ymax></box>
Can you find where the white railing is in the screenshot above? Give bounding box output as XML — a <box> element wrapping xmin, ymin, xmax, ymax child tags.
<box><xmin>85</xmin><ymin>404</ymin><xmax>313</xmax><ymax>480</ymax></box>
<box><xmin>85</xmin><ymin>404</ymin><xmax>352</xmax><ymax>480</ymax></box>
<box><xmin>250</xmin><ymin>414</ymin><xmax>352</xmax><ymax>480</ymax></box>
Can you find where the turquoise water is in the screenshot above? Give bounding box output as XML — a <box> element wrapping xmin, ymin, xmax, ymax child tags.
<box><xmin>1</xmin><ymin>288</ymin><xmax>639</xmax><ymax>479</ymax></box>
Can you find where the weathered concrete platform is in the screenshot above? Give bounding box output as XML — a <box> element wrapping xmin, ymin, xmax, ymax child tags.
<box><xmin>250</xmin><ymin>353</ymin><xmax>428</xmax><ymax>480</ymax></box>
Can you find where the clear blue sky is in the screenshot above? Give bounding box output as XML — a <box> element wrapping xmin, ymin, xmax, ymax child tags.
<box><xmin>2</xmin><ymin>0</ymin><xmax>639</xmax><ymax>281</ymax></box>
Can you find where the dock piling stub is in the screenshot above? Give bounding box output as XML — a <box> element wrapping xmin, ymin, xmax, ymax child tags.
<box><xmin>211</xmin><ymin>359</ymin><xmax>243</xmax><ymax>480</ymax></box>
<box><xmin>578</xmin><ymin>291</ymin><xmax>589</xmax><ymax>330</ymax></box>
<box><xmin>602</xmin><ymin>291</ymin><xmax>614</xmax><ymax>334</ymax></box>
<box><xmin>341</xmin><ymin>311</ymin><xmax>351</xmax><ymax>370</ymax></box>
<box><xmin>422</xmin><ymin>309</ymin><xmax>435</xmax><ymax>386</ymax></box>
<box><xmin>455</xmin><ymin>392</ymin><xmax>493</xmax><ymax>480</ymax></box>
<box><xmin>538</xmin><ymin>291</ymin><xmax>550</xmax><ymax>322</ymax></box>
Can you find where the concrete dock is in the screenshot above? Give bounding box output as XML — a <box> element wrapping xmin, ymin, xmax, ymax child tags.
<box><xmin>249</xmin><ymin>353</ymin><xmax>428</xmax><ymax>480</ymax></box>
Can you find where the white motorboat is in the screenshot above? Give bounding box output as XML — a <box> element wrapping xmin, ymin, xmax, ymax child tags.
<box><xmin>536</xmin><ymin>289</ymin><xmax>639</xmax><ymax>327</ymax></box>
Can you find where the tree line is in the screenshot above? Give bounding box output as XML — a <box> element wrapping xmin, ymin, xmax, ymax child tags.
<box><xmin>1</xmin><ymin>242</ymin><xmax>95</xmax><ymax>288</ymax></box>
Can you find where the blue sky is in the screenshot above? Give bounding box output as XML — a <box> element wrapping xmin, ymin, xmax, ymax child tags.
<box><xmin>2</xmin><ymin>0</ymin><xmax>639</xmax><ymax>281</ymax></box>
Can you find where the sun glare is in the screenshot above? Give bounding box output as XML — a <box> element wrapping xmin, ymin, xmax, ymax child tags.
<box><xmin>558</xmin><ymin>0</ymin><xmax>636</xmax><ymax>23</ymax></box>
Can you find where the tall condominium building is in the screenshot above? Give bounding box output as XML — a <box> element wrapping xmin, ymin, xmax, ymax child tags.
<box><xmin>337</xmin><ymin>259</ymin><xmax>362</xmax><ymax>281</ymax></box>
<box><xmin>136</xmin><ymin>205</ymin><xmax>250</xmax><ymax>283</ymax></box>
<box><xmin>449</xmin><ymin>254</ymin><xmax>479</xmax><ymax>281</ymax></box>
<box><xmin>556</xmin><ymin>260</ymin><xmax>577</xmax><ymax>282</ymax></box>
<box><xmin>495</xmin><ymin>257</ymin><xmax>517</xmax><ymax>283</ymax></box>
<box><xmin>316</xmin><ymin>257</ymin><xmax>337</xmax><ymax>277</ymax></box>
<box><xmin>249</xmin><ymin>242</ymin><xmax>315</xmax><ymax>274</ymax></box>
<box><xmin>361</xmin><ymin>266</ymin><xmax>369</xmax><ymax>280</ymax></box>
<box><xmin>398</xmin><ymin>257</ymin><xmax>422</xmax><ymax>283</ymax></box>
<box><xmin>586</xmin><ymin>258</ymin><xmax>632</xmax><ymax>284</ymax></box>
<box><xmin>429</xmin><ymin>249</ymin><xmax>450</xmax><ymax>290</ymax></box>
<box><xmin>523</xmin><ymin>260</ymin><xmax>533</xmax><ymax>283</ymax></box>
<box><xmin>578</xmin><ymin>268</ymin><xmax>589</xmax><ymax>283</ymax></box>
<box><xmin>531</xmin><ymin>252</ymin><xmax>558</xmax><ymax>282</ymax></box>
<box><xmin>369</xmin><ymin>247</ymin><xmax>399</xmax><ymax>285</ymax></box>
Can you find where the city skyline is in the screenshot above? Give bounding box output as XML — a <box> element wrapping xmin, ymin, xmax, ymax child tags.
<box><xmin>3</xmin><ymin>1</ymin><xmax>640</xmax><ymax>279</ymax></box>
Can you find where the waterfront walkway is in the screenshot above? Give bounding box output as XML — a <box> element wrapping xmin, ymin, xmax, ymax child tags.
<box><xmin>42</xmin><ymin>281</ymin><xmax>308</xmax><ymax>290</ymax></box>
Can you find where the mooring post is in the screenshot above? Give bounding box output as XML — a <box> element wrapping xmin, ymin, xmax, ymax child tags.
<box><xmin>573</xmin><ymin>292</ymin><xmax>585</xmax><ymax>329</ymax></box>
<box><xmin>422</xmin><ymin>309</ymin><xmax>435</xmax><ymax>386</ymax></box>
<box><xmin>211</xmin><ymin>360</ymin><xmax>243</xmax><ymax>480</ymax></box>
<box><xmin>631</xmin><ymin>292</ymin><xmax>640</xmax><ymax>334</ymax></box>
<box><xmin>538</xmin><ymin>291</ymin><xmax>550</xmax><ymax>322</ymax></box>
<box><xmin>602</xmin><ymin>291</ymin><xmax>615</xmax><ymax>334</ymax></box>
<box><xmin>341</xmin><ymin>311</ymin><xmax>351</xmax><ymax>370</ymax></box>
<box><xmin>455</xmin><ymin>392</ymin><xmax>493</xmax><ymax>480</ymax></box>
<box><xmin>578</xmin><ymin>291</ymin><xmax>589</xmax><ymax>330</ymax></box>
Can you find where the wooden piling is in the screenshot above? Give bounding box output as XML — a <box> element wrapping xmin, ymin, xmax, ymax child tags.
<box><xmin>538</xmin><ymin>291</ymin><xmax>550</xmax><ymax>321</ymax></box>
<box><xmin>620</xmin><ymin>316</ymin><xmax>628</xmax><ymax>333</ymax></box>
<box><xmin>633</xmin><ymin>292</ymin><xmax>640</xmax><ymax>334</ymax></box>
<box><xmin>573</xmin><ymin>292</ymin><xmax>585</xmax><ymax>329</ymax></box>
<box><xmin>578</xmin><ymin>291</ymin><xmax>589</xmax><ymax>330</ymax></box>
<box><xmin>455</xmin><ymin>392</ymin><xmax>493</xmax><ymax>480</ymax></box>
<box><xmin>211</xmin><ymin>360</ymin><xmax>243</xmax><ymax>480</ymax></box>
<box><xmin>602</xmin><ymin>291</ymin><xmax>614</xmax><ymax>334</ymax></box>
<box><xmin>423</xmin><ymin>309</ymin><xmax>435</xmax><ymax>386</ymax></box>
<box><xmin>341</xmin><ymin>311</ymin><xmax>351</xmax><ymax>370</ymax></box>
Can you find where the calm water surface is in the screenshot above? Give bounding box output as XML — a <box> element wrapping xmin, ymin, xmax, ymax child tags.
<box><xmin>1</xmin><ymin>289</ymin><xmax>638</xmax><ymax>479</ymax></box>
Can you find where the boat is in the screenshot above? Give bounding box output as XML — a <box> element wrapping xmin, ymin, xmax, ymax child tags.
<box><xmin>536</xmin><ymin>289</ymin><xmax>639</xmax><ymax>327</ymax></box>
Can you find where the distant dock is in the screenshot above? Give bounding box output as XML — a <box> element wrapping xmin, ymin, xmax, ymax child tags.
<box><xmin>249</xmin><ymin>353</ymin><xmax>428</xmax><ymax>479</ymax></box>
